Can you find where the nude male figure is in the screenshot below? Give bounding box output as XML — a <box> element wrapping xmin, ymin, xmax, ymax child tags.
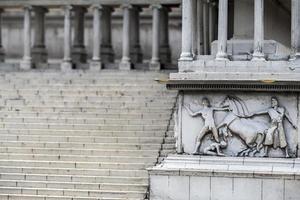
<box><xmin>184</xmin><ymin>97</ymin><xmax>230</xmax><ymax>155</ymax></box>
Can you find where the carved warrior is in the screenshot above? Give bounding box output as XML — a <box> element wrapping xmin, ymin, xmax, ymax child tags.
<box><xmin>184</xmin><ymin>96</ymin><xmax>297</xmax><ymax>157</ymax></box>
<box><xmin>184</xmin><ymin>97</ymin><xmax>230</xmax><ymax>154</ymax></box>
<box><xmin>247</xmin><ymin>97</ymin><xmax>297</xmax><ymax>157</ymax></box>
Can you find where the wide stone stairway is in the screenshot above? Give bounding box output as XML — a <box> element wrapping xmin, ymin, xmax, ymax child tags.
<box><xmin>0</xmin><ymin>70</ymin><xmax>177</xmax><ymax>200</ymax></box>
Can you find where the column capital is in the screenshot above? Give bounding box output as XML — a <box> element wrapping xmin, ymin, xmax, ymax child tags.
<box><xmin>91</xmin><ymin>4</ymin><xmax>103</xmax><ymax>10</ymax></box>
<box><xmin>63</xmin><ymin>5</ymin><xmax>73</xmax><ymax>12</ymax></box>
<box><xmin>151</xmin><ymin>4</ymin><xmax>163</xmax><ymax>10</ymax></box>
<box><xmin>24</xmin><ymin>5</ymin><xmax>33</xmax><ymax>11</ymax></box>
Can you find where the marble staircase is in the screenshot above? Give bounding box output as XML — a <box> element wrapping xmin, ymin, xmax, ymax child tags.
<box><xmin>0</xmin><ymin>70</ymin><xmax>177</xmax><ymax>200</ymax></box>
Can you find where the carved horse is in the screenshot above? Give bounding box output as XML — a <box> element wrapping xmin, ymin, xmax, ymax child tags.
<box><xmin>218</xmin><ymin>96</ymin><xmax>268</xmax><ymax>156</ymax></box>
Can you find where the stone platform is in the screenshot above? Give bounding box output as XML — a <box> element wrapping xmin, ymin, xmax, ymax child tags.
<box><xmin>149</xmin><ymin>155</ymin><xmax>300</xmax><ymax>200</ymax></box>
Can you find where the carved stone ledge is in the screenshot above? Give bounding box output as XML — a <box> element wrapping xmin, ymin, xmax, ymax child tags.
<box><xmin>167</xmin><ymin>72</ymin><xmax>300</xmax><ymax>92</ymax></box>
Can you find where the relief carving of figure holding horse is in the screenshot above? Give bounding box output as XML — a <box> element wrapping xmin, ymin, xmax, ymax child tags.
<box><xmin>184</xmin><ymin>95</ymin><xmax>297</xmax><ymax>157</ymax></box>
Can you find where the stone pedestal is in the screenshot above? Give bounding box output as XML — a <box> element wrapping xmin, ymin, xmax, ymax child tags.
<box><xmin>149</xmin><ymin>155</ymin><xmax>300</xmax><ymax>200</ymax></box>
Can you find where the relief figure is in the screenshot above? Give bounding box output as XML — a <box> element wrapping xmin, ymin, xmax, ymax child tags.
<box><xmin>184</xmin><ymin>97</ymin><xmax>230</xmax><ymax>154</ymax></box>
<box><xmin>247</xmin><ymin>97</ymin><xmax>297</xmax><ymax>157</ymax></box>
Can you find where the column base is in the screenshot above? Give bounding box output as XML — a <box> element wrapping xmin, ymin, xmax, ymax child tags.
<box><xmin>119</xmin><ymin>60</ymin><xmax>132</xmax><ymax>70</ymax></box>
<box><xmin>179</xmin><ymin>52</ymin><xmax>193</xmax><ymax>61</ymax></box>
<box><xmin>20</xmin><ymin>59</ymin><xmax>33</xmax><ymax>70</ymax></box>
<box><xmin>32</xmin><ymin>46</ymin><xmax>48</xmax><ymax>63</ymax></box>
<box><xmin>90</xmin><ymin>60</ymin><xmax>102</xmax><ymax>71</ymax></box>
<box><xmin>252</xmin><ymin>52</ymin><xmax>265</xmax><ymax>61</ymax></box>
<box><xmin>289</xmin><ymin>53</ymin><xmax>300</xmax><ymax>61</ymax></box>
<box><xmin>149</xmin><ymin>61</ymin><xmax>161</xmax><ymax>71</ymax></box>
<box><xmin>216</xmin><ymin>52</ymin><xmax>229</xmax><ymax>61</ymax></box>
<box><xmin>61</xmin><ymin>61</ymin><xmax>73</xmax><ymax>72</ymax></box>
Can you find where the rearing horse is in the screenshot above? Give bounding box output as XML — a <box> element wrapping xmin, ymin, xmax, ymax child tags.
<box><xmin>218</xmin><ymin>96</ymin><xmax>268</xmax><ymax>156</ymax></box>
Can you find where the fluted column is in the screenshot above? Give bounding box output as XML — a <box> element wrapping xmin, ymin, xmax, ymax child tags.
<box><xmin>203</xmin><ymin>0</ymin><xmax>210</xmax><ymax>55</ymax></box>
<box><xmin>252</xmin><ymin>0</ymin><xmax>265</xmax><ymax>61</ymax></box>
<box><xmin>150</xmin><ymin>4</ymin><xmax>162</xmax><ymax>71</ymax></box>
<box><xmin>216</xmin><ymin>0</ymin><xmax>228</xmax><ymax>60</ymax></box>
<box><xmin>0</xmin><ymin>9</ymin><xmax>5</xmax><ymax>62</ymax></box>
<box><xmin>101</xmin><ymin>6</ymin><xmax>114</xmax><ymax>63</ymax></box>
<box><xmin>291</xmin><ymin>0</ymin><xmax>300</xmax><ymax>60</ymax></box>
<box><xmin>179</xmin><ymin>0</ymin><xmax>193</xmax><ymax>61</ymax></box>
<box><xmin>90</xmin><ymin>5</ymin><xmax>102</xmax><ymax>71</ymax></box>
<box><xmin>159</xmin><ymin>6</ymin><xmax>171</xmax><ymax>63</ymax></box>
<box><xmin>72</xmin><ymin>6</ymin><xmax>87</xmax><ymax>64</ymax></box>
<box><xmin>209</xmin><ymin>1</ymin><xmax>216</xmax><ymax>49</ymax></box>
<box><xmin>197</xmin><ymin>0</ymin><xmax>204</xmax><ymax>55</ymax></box>
<box><xmin>61</xmin><ymin>5</ymin><xmax>73</xmax><ymax>71</ymax></box>
<box><xmin>130</xmin><ymin>6</ymin><xmax>143</xmax><ymax>63</ymax></box>
<box><xmin>120</xmin><ymin>4</ymin><xmax>132</xmax><ymax>70</ymax></box>
<box><xmin>20</xmin><ymin>6</ymin><xmax>33</xmax><ymax>70</ymax></box>
<box><xmin>32</xmin><ymin>7</ymin><xmax>48</xmax><ymax>64</ymax></box>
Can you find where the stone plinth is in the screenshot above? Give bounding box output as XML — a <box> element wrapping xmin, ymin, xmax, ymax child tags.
<box><xmin>149</xmin><ymin>155</ymin><xmax>300</xmax><ymax>200</ymax></box>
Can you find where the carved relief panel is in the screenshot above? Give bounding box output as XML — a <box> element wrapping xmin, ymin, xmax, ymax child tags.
<box><xmin>175</xmin><ymin>91</ymin><xmax>299</xmax><ymax>158</ymax></box>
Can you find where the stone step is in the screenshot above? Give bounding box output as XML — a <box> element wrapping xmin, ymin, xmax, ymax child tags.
<box><xmin>0</xmin><ymin>180</ymin><xmax>148</xmax><ymax>191</ymax></box>
<box><xmin>0</xmin><ymin>187</ymin><xmax>145</xmax><ymax>198</ymax></box>
<box><xmin>0</xmin><ymin>141</ymin><xmax>165</xmax><ymax>150</ymax></box>
<box><xmin>0</xmin><ymin>147</ymin><xmax>159</xmax><ymax>156</ymax></box>
<box><xmin>0</xmin><ymin>129</ymin><xmax>167</xmax><ymax>137</ymax></box>
<box><xmin>0</xmin><ymin>166</ymin><xmax>148</xmax><ymax>177</ymax></box>
<box><xmin>0</xmin><ymin>194</ymin><xmax>143</xmax><ymax>200</ymax></box>
<box><xmin>0</xmin><ymin>117</ymin><xmax>169</xmax><ymax>125</ymax></box>
<box><xmin>1</xmin><ymin>106</ymin><xmax>172</xmax><ymax>114</ymax></box>
<box><xmin>0</xmin><ymin>154</ymin><xmax>157</xmax><ymax>163</ymax></box>
<box><xmin>0</xmin><ymin>112</ymin><xmax>171</xmax><ymax>119</ymax></box>
<box><xmin>0</xmin><ymin>124</ymin><xmax>168</xmax><ymax>132</ymax></box>
<box><xmin>0</xmin><ymin>173</ymin><xmax>148</xmax><ymax>184</ymax></box>
<box><xmin>0</xmin><ymin>134</ymin><xmax>165</xmax><ymax>144</ymax></box>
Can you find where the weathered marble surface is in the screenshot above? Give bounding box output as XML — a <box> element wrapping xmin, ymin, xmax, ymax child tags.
<box><xmin>175</xmin><ymin>92</ymin><xmax>299</xmax><ymax>158</ymax></box>
<box><xmin>149</xmin><ymin>155</ymin><xmax>300</xmax><ymax>200</ymax></box>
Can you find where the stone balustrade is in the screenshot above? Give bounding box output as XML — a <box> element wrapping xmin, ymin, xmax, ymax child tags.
<box><xmin>0</xmin><ymin>0</ymin><xmax>180</xmax><ymax>71</ymax></box>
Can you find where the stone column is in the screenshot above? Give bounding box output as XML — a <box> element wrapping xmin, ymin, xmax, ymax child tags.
<box><xmin>179</xmin><ymin>0</ymin><xmax>193</xmax><ymax>61</ymax></box>
<box><xmin>252</xmin><ymin>0</ymin><xmax>265</xmax><ymax>61</ymax></box>
<box><xmin>216</xmin><ymin>0</ymin><xmax>228</xmax><ymax>60</ymax></box>
<box><xmin>101</xmin><ymin>6</ymin><xmax>114</xmax><ymax>63</ymax></box>
<box><xmin>192</xmin><ymin>0</ymin><xmax>197</xmax><ymax>56</ymax></box>
<box><xmin>150</xmin><ymin>4</ymin><xmax>162</xmax><ymax>71</ymax></box>
<box><xmin>32</xmin><ymin>7</ymin><xmax>48</xmax><ymax>64</ymax></box>
<box><xmin>20</xmin><ymin>6</ymin><xmax>33</xmax><ymax>70</ymax></box>
<box><xmin>72</xmin><ymin>6</ymin><xmax>87</xmax><ymax>64</ymax></box>
<box><xmin>291</xmin><ymin>0</ymin><xmax>300</xmax><ymax>60</ymax></box>
<box><xmin>208</xmin><ymin>1</ymin><xmax>216</xmax><ymax>48</ymax></box>
<box><xmin>130</xmin><ymin>6</ymin><xmax>143</xmax><ymax>63</ymax></box>
<box><xmin>0</xmin><ymin>9</ymin><xmax>5</xmax><ymax>62</ymax></box>
<box><xmin>203</xmin><ymin>0</ymin><xmax>210</xmax><ymax>55</ymax></box>
<box><xmin>120</xmin><ymin>4</ymin><xmax>132</xmax><ymax>70</ymax></box>
<box><xmin>90</xmin><ymin>5</ymin><xmax>102</xmax><ymax>71</ymax></box>
<box><xmin>159</xmin><ymin>6</ymin><xmax>171</xmax><ymax>63</ymax></box>
<box><xmin>61</xmin><ymin>5</ymin><xmax>73</xmax><ymax>71</ymax></box>
<box><xmin>197</xmin><ymin>0</ymin><xmax>204</xmax><ymax>55</ymax></box>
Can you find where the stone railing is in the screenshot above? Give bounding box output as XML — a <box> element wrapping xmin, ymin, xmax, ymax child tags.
<box><xmin>0</xmin><ymin>0</ymin><xmax>181</xmax><ymax>71</ymax></box>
